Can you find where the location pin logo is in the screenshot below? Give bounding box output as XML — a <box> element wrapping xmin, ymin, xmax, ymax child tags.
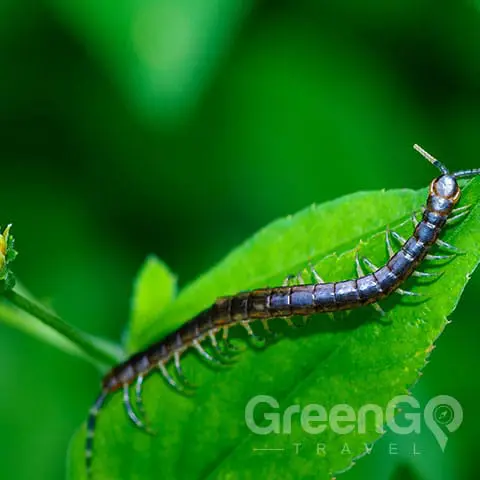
<box><xmin>424</xmin><ymin>395</ymin><xmax>463</xmax><ymax>451</ymax></box>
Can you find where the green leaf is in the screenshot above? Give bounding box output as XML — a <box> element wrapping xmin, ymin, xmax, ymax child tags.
<box><xmin>125</xmin><ymin>254</ymin><xmax>177</xmax><ymax>353</ymax></box>
<box><xmin>68</xmin><ymin>178</ymin><xmax>480</xmax><ymax>479</ymax></box>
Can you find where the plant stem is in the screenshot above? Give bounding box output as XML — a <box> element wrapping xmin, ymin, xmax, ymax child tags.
<box><xmin>4</xmin><ymin>289</ymin><xmax>121</xmax><ymax>368</ymax></box>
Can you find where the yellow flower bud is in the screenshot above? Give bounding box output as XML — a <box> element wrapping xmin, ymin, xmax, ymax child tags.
<box><xmin>0</xmin><ymin>225</ymin><xmax>11</xmax><ymax>269</ymax></box>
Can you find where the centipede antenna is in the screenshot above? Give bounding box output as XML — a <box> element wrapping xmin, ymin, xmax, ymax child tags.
<box><xmin>452</xmin><ymin>168</ymin><xmax>480</xmax><ymax>179</ymax></box>
<box><xmin>413</xmin><ymin>144</ymin><xmax>449</xmax><ymax>174</ymax></box>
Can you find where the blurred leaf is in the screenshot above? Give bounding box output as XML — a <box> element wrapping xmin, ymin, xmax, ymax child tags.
<box><xmin>125</xmin><ymin>254</ymin><xmax>177</xmax><ymax>352</ymax></box>
<box><xmin>207</xmin><ymin>15</ymin><xmax>429</xmax><ymax>224</ymax></box>
<box><xmin>47</xmin><ymin>0</ymin><xmax>252</xmax><ymax>124</ymax></box>
<box><xmin>0</xmin><ymin>0</ymin><xmax>30</xmax><ymax>41</ymax></box>
<box><xmin>68</xmin><ymin>178</ymin><xmax>480</xmax><ymax>478</ymax></box>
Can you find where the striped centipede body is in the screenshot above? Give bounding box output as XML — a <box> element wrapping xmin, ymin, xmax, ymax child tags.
<box><xmin>85</xmin><ymin>145</ymin><xmax>480</xmax><ymax>477</ymax></box>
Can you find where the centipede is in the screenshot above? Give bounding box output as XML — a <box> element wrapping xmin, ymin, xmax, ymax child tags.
<box><xmin>84</xmin><ymin>144</ymin><xmax>480</xmax><ymax>477</ymax></box>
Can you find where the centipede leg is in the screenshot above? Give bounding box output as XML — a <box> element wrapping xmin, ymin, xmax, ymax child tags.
<box><xmin>452</xmin><ymin>204</ymin><xmax>471</xmax><ymax>214</ymax></box>
<box><xmin>209</xmin><ymin>330</ymin><xmax>237</xmax><ymax>363</ymax></box>
<box><xmin>158</xmin><ymin>361</ymin><xmax>185</xmax><ymax>392</ymax></box>
<box><xmin>85</xmin><ymin>391</ymin><xmax>108</xmax><ymax>478</ymax></box>
<box><xmin>412</xmin><ymin>269</ymin><xmax>443</xmax><ymax>279</ymax></box>
<box><xmin>390</xmin><ymin>230</ymin><xmax>407</xmax><ymax>245</ymax></box>
<box><xmin>283</xmin><ymin>318</ymin><xmax>297</xmax><ymax>328</ymax></box>
<box><xmin>385</xmin><ymin>228</ymin><xmax>395</xmax><ymax>257</ymax></box>
<box><xmin>447</xmin><ymin>211</ymin><xmax>469</xmax><ymax>225</ymax></box>
<box><xmin>193</xmin><ymin>339</ymin><xmax>223</xmax><ymax>366</ymax></box>
<box><xmin>240</xmin><ymin>321</ymin><xmax>255</xmax><ymax>337</ymax></box>
<box><xmin>435</xmin><ymin>238</ymin><xmax>463</xmax><ymax>253</ymax></box>
<box><xmin>361</xmin><ymin>256</ymin><xmax>379</xmax><ymax>272</ymax></box>
<box><xmin>123</xmin><ymin>384</ymin><xmax>150</xmax><ymax>432</ymax></box>
<box><xmin>173</xmin><ymin>351</ymin><xmax>197</xmax><ymax>390</ymax></box>
<box><xmin>371</xmin><ymin>300</ymin><xmax>386</xmax><ymax>316</ymax></box>
<box><xmin>261</xmin><ymin>319</ymin><xmax>273</xmax><ymax>335</ymax></box>
<box><xmin>282</xmin><ymin>271</ymin><xmax>307</xmax><ymax>287</ymax></box>
<box><xmin>390</xmin><ymin>230</ymin><xmax>454</xmax><ymax>262</ymax></box>
<box><xmin>221</xmin><ymin>326</ymin><xmax>245</xmax><ymax>353</ymax></box>
<box><xmin>309</xmin><ymin>263</ymin><xmax>324</xmax><ymax>283</ymax></box>
<box><xmin>445</xmin><ymin>204</ymin><xmax>470</xmax><ymax>230</ymax></box>
<box><xmin>259</xmin><ymin>318</ymin><xmax>282</xmax><ymax>342</ymax></box>
<box><xmin>282</xmin><ymin>313</ymin><xmax>303</xmax><ymax>329</ymax></box>
<box><xmin>425</xmin><ymin>252</ymin><xmax>455</xmax><ymax>261</ymax></box>
<box><xmin>134</xmin><ymin>376</ymin><xmax>156</xmax><ymax>435</ymax></box>
<box><xmin>240</xmin><ymin>320</ymin><xmax>268</xmax><ymax>346</ymax></box>
<box><xmin>411</xmin><ymin>212</ymin><xmax>419</xmax><ymax>227</ymax></box>
<box><xmin>395</xmin><ymin>287</ymin><xmax>422</xmax><ymax>297</ymax></box>
<box><xmin>355</xmin><ymin>253</ymin><xmax>385</xmax><ymax>316</ymax></box>
<box><xmin>448</xmin><ymin>205</ymin><xmax>470</xmax><ymax>224</ymax></box>
<box><xmin>282</xmin><ymin>274</ymin><xmax>295</xmax><ymax>286</ymax></box>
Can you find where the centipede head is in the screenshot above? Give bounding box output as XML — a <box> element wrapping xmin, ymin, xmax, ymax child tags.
<box><xmin>414</xmin><ymin>144</ymin><xmax>480</xmax><ymax>203</ymax></box>
<box><xmin>430</xmin><ymin>174</ymin><xmax>460</xmax><ymax>203</ymax></box>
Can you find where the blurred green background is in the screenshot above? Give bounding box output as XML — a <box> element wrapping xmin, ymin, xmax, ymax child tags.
<box><xmin>0</xmin><ymin>1</ymin><xmax>479</xmax><ymax>479</ymax></box>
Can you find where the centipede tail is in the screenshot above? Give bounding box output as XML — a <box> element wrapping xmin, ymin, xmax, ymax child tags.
<box><xmin>85</xmin><ymin>391</ymin><xmax>108</xmax><ymax>478</ymax></box>
<box><xmin>84</xmin><ymin>144</ymin><xmax>480</xmax><ymax>476</ymax></box>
